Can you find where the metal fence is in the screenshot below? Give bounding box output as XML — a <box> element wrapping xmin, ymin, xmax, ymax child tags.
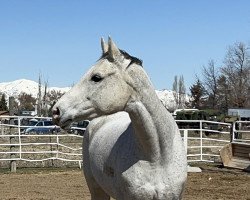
<box><xmin>232</xmin><ymin>120</ymin><xmax>250</xmax><ymax>143</ymax></box>
<box><xmin>1</xmin><ymin>115</ymin><xmax>250</xmax><ymax>170</ymax></box>
<box><xmin>0</xmin><ymin>115</ymin><xmax>83</xmax><ymax>170</ymax></box>
<box><xmin>177</xmin><ymin>119</ymin><xmax>250</xmax><ymax>163</ymax></box>
<box><xmin>177</xmin><ymin>120</ymin><xmax>232</xmax><ymax>163</ymax></box>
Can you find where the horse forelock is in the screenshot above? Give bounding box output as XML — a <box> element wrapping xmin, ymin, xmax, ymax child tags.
<box><xmin>99</xmin><ymin>49</ymin><xmax>143</xmax><ymax>68</ymax></box>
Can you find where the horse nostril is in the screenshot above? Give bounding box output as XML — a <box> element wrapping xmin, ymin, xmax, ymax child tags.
<box><xmin>52</xmin><ymin>107</ymin><xmax>61</xmax><ymax>124</ymax></box>
<box><xmin>53</xmin><ymin>107</ymin><xmax>60</xmax><ymax>116</ymax></box>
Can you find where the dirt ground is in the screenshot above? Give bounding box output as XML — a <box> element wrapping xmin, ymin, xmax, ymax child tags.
<box><xmin>0</xmin><ymin>164</ymin><xmax>249</xmax><ymax>200</ymax></box>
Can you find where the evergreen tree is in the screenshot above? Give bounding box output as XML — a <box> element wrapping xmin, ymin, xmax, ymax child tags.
<box><xmin>217</xmin><ymin>75</ymin><xmax>231</xmax><ymax>114</ymax></box>
<box><xmin>0</xmin><ymin>94</ymin><xmax>8</xmax><ymax>111</ymax></box>
<box><xmin>190</xmin><ymin>79</ymin><xmax>206</xmax><ymax>109</ymax></box>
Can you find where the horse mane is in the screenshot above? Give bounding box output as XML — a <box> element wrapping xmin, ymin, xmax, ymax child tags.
<box><xmin>100</xmin><ymin>49</ymin><xmax>143</xmax><ymax>67</ymax></box>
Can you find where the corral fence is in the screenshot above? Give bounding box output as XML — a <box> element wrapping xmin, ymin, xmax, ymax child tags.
<box><xmin>0</xmin><ymin>115</ymin><xmax>250</xmax><ymax>171</ymax></box>
<box><xmin>232</xmin><ymin>120</ymin><xmax>250</xmax><ymax>143</ymax></box>
<box><xmin>0</xmin><ymin>115</ymin><xmax>83</xmax><ymax>171</ymax></box>
<box><xmin>176</xmin><ymin>120</ymin><xmax>250</xmax><ymax>163</ymax></box>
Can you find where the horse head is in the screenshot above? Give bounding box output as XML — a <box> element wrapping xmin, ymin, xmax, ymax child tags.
<box><xmin>52</xmin><ymin>37</ymin><xmax>143</xmax><ymax>128</ymax></box>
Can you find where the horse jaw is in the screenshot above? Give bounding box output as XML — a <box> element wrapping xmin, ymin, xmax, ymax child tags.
<box><xmin>53</xmin><ymin>82</ymin><xmax>99</xmax><ymax>128</ymax></box>
<box><xmin>53</xmin><ymin>92</ymin><xmax>98</xmax><ymax>128</ymax></box>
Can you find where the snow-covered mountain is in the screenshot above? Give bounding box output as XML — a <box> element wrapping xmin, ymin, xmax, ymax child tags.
<box><xmin>156</xmin><ymin>89</ymin><xmax>177</xmax><ymax>111</ymax></box>
<box><xmin>0</xmin><ymin>79</ymin><xmax>189</xmax><ymax>111</ymax></box>
<box><xmin>0</xmin><ymin>79</ymin><xmax>70</xmax><ymax>99</ymax></box>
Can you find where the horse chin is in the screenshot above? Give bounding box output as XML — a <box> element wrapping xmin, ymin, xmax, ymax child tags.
<box><xmin>58</xmin><ymin>110</ymin><xmax>99</xmax><ymax>129</ymax></box>
<box><xmin>60</xmin><ymin>118</ymin><xmax>73</xmax><ymax>129</ymax></box>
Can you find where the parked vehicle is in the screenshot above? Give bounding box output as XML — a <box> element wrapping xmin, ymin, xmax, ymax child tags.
<box><xmin>67</xmin><ymin>120</ymin><xmax>89</xmax><ymax>136</ymax></box>
<box><xmin>24</xmin><ymin>120</ymin><xmax>61</xmax><ymax>134</ymax></box>
<box><xmin>174</xmin><ymin>109</ymin><xmax>229</xmax><ymax>136</ymax></box>
<box><xmin>175</xmin><ymin>109</ymin><xmax>209</xmax><ymax>129</ymax></box>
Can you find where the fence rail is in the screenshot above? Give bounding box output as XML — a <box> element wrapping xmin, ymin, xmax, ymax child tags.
<box><xmin>1</xmin><ymin>116</ymin><xmax>250</xmax><ymax>170</ymax></box>
<box><xmin>177</xmin><ymin>119</ymin><xmax>250</xmax><ymax>162</ymax></box>
<box><xmin>0</xmin><ymin>116</ymin><xmax>83</xmax><ymax>170</ymax></box>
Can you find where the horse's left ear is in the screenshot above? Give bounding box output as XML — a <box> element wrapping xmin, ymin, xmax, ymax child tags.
<box><xmin>108</xmin><ymin>37</ymin><xmax>120</xmax><ymax>60</ymax></box>
<box><xmin>101</xmin><ymin>37</ymin><xmax>108</xmax><ymax>54</ymax></box>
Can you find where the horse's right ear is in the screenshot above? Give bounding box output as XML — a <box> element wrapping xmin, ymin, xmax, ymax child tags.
<box><xmin>108</xmin><ymin>37</ymin><xmax>120</xmax><ymax>60</ymax></box>
<box><xmin>101</xmin><ymin>37</ymin><xmax>108</xmax><ymax>54</ymax></box>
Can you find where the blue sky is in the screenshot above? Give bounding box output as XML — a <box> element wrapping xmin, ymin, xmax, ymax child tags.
<box><xmin>0</xmin><ymin>1</ymin><xmax>250</xmax><ymax>92</ymax></box>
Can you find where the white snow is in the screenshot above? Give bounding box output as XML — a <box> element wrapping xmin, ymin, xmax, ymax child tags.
<box><xmin>0</xmin><ymin>79</ymin><xmax>189</xmax><ymax>111</ymax></box>
<box><xmin>0</xmin><ymin>79</ymin><xmax>70</xmax><ymax>99</ymax></box>
<box><xmin>156</xmin><ymin>89</ymin><xmax>177</xmax><ymax>111</ymax></box>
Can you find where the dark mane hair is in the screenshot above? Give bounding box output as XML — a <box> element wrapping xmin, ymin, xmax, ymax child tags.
<box><xmin>120</xmin><ymin>49</ymin><xmax>143</xmax><ymax>67</ymax></box>
<box><xmin>100</xmin><ymin>49</ymin><xmax>143</xmax><ymax>67</ymax></box>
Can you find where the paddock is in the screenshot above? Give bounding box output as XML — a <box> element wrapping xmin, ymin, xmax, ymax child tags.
<box><xmin>1</xmin><ymin>116</ymin><xmax>250</xmax><ymax>199</ymax></box>
<box><xmin>0</xmin><ymin>164</ymin><xmax>249</xmax><ymax>200</ymax></box>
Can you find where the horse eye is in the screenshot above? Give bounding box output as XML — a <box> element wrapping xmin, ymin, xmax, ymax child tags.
<box><xmin>91</xmin><ymin>74</ymin><xmax>103</xmax><ymax>82</ymax></box>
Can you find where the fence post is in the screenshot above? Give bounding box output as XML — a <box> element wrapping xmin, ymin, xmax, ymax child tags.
<box><xmin>200</xmin><ymin>120</ymin><xmax>203</xmax><ymax>161</ymax></box>
<box><xmin>1</xmin><ymin>120</ymin><xmax>3</xmax><ymax>135</ymax></box>
<box><xmin>231</xmin><ymin>122</ymin><xmax>236</xmax><ymax>142</ymax></box>
<box><xmin>18</xmin><ymin>117</ymin><xmax>22</xmax><ymax>160</ymax></box>
<box><xmin>9</xmin><ymin>97</ymin><xmax>16</xmax><ymax>173</ymax></box>
<box><xmin>183</xmin><ymin>130</ymin><xmax>188</xmax><ymax>154</ymax></box>
<box><xmin>56</xmin><ymin>134</ymin><xmax>59</xmax><ymax>160</ymax></box>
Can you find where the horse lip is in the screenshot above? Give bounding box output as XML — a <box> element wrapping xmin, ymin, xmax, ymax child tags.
<box><xmin>60</xmin><ymin>119</ymin><xmax>73</xmax><ymax>129</ymax></box>
<box><xmin>52</xmin><ymin>115</ymin><xmax>60</xmax><ymax>125</ymax></box>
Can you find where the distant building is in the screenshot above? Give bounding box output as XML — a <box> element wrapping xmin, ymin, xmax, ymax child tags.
<box><xmin>228</xmin><ymin>108</ymin><xmax>250</xmax><ymax>121</ymax></box>
<box><xmin>20</xmin><ymin>110</ymin><xmax>37</xmax><ymax>116</ymax></box>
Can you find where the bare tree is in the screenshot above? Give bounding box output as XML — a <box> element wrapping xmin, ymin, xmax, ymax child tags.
<box><xmin>42</xmin><ymin>79</ymin><xmax>49</xmax><ymax>116</ymax></box>
<box><xmin>18</xmin><ymin>92</ymin><xmax>36</xmax><ymax>111</ymax></box>
<box><xmin>202</xmin><ymin>59</ymin><xmax>219</xmax><ymax>109</ymax></box>
<box><xmin>37</xmin><ymin>73</ymin><xmax>42</xmax><ymax>116</ymax></box>
<box><xmin>172</xmin><ymin>75</ymin><xmax>178</xmax><ymax>107</ymax></box>
<box><xmin>172</xmin><ymin>75</ymin><xmax>186</xmax><ymax>109</ymax></box>
<box><xmin>46</xmin><ymin>90</ymin><xmax>65</xmax><ymax>116</ymax></box>
<box><xmin>221</xmin><ymin>42</ymin><xmax>250</xmax><ymax>108</ymax></box>
<box><xmin>178</xmin><ymin>75</ymin><xmax>186</xmax><ymax>108</ymax></box>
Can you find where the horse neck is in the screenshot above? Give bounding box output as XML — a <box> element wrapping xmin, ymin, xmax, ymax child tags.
<box><xmin>125</xmin><ymin>66</ymin><xmax>176</xmax><ymax>163</ymax></box>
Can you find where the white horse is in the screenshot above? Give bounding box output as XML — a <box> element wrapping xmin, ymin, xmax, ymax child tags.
<box><xmin>53</xmin><ymin>37</ymin><xmax>187</xmax><ymax>200</ymax></box>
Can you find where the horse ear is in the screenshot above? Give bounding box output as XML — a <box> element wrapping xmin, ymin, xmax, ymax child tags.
<box><xmin>108</xmin><ymin>36</ymin><xmax>120</xmax><ymax>59</ymax></box>
<box><xmin>101</xmin><ymin>37</ymin><xmax>108</xmax><ymax>54</ymax></box>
